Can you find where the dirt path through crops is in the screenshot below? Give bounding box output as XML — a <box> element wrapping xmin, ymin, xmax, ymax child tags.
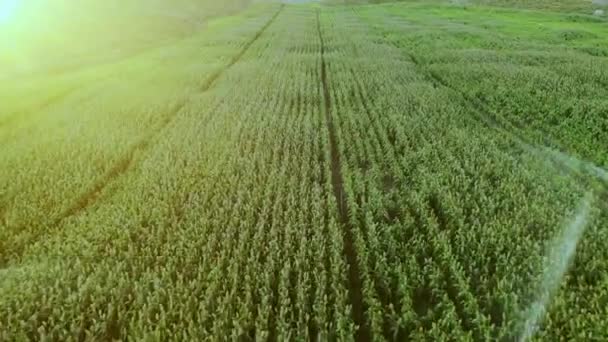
<box><xmin>316</xmin><ymin>9</ymin><xmax>370</xmax><ymax>342</ymax></box>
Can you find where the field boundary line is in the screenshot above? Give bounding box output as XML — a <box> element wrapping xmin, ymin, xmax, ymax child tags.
<box><xmin>316</xmin><ymin>9</ymin><xmax>370</xmax><ymax>342</ymax></box>
<box><xmin>0</xmin><ymin>6</ymin><xmax>285</xmax><ymax>268</ymax></box>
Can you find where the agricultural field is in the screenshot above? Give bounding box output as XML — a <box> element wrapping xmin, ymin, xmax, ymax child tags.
<box><xmin>0</xmin><ymin>0</ymin><xmax>251</xmax><ymax>78</ymax></box>
<box><xmin>1</xmin><ymin>0</ymin><xmax>607</xmax><ymax>341</ymax></box>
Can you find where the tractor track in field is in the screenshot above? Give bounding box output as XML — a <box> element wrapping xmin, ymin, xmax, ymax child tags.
<box><xmin>0</xmin><ymin>87</ymin><xmax>78</xmax><ymax>131</ymax></box>
<box><xmin>350</xmin><ymin>7</ymin><xmax>608</xmax><ymax>190</ymax></box>
<box><xmin>52</xmin><ymin>102</ymin><xmax>185</xmax><ymax>226</ymax></box>
<box><xmin>50</xmin><ymin>4</ymin><xmax>284</xmax><ymax>226</ymax></box>
<box><xmin>348</xmin><ymin>68</ymin><xmax>403</xmax><ymax>340</ymax></box>
<box><xmin>0</xmin><ymin>6</ymin><xmax>285</xmax><ymax>268</ymax></box>
<box><xmin>316</xmin><ymin>9</ymin><xmax>370</xmax><ymax>342</ymax></box>
<box><xmin>347</xmin><ymin>50</ymin><xmax>486</xmax><ymax>339</ymax></box>
<box><xmin>406</xmin><ymin>52</ymin><xmax>608</xmax><ymax>189</ymax></box>
<box><xmin>345</xmin><ymin>10</ymin><xmax>608</xmax><ymax>336</ymax></box>
<box><xmin>58</xmin><ymin>4</ymin><xmax>284</xmax><ymax>224</ymax></box>
<box><xmin>0</xmin><ymin>87</ymin><xmax>82</xmax><ymax>148</ymax></box>
<box><xmin>341</xmin><ymin>10</ymin><xmax>497</xmax><ymax>337</ymax></box>
<box><xmin>200</xmin><ymin>4</ymin><xmax>284</xmax><ymax>92</ymax></box>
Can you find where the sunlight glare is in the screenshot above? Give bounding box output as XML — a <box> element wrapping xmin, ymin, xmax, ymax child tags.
<box><xmin>0</xmin><ymin>0</ymin><xmax>19</xmax><ymax>24</ymax></box>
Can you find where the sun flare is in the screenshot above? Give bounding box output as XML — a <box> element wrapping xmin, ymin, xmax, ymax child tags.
<box><xmin>0</xmin><ymin>0</ymin><xmax>19</xmax><ymax>24</ymax></box>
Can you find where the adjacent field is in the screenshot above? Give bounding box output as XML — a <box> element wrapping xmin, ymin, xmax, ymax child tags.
<box><xmin>1</xmin><ymin>1</ymin><xmax>607</xmax><ymax>341</ymax></box>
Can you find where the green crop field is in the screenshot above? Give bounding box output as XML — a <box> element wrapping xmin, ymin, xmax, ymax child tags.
<box><xmin>1</xmin><ymin>0</ymin><xmax>607</xmax><ymax>340</ymax></box>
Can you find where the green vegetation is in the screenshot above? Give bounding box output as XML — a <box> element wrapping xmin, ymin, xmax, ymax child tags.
<box><xmin>0</xmin><ymin>0</ymin><xmax>251</xmax><ymax>78</ymax></box>
<box><xmin>1</xmin><ymin>1</ymin><xmax>607</xmax><ymax>341</ymax></box>
<box><xmin>358</xmin><ymin>1</ymin><xmax>608</xmax><ymax>167</ymax></box>
<box><xmin>333</xmin><ymin>0</ymin><xmax>608</xmax><ymax>14</ymax></box>
<box><xmin>468</xmin><ymin>0</ymin><xmax>601</xmax><ymax>12</ymax></box>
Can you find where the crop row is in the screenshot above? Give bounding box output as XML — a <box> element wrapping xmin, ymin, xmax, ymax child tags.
<box><xmin>1</xmin><ymin>5</ymin><xmax>358</xmax><ymax>340</ymax></box>
<box><xmin>361</xmin><ymin>2</ymin><xmax>608</xmax><ymax>168</ymax></box>
<box><xmin>0</xmin><ymin>4</ymin><xmax>283</xmax><ymax>267</ymax></box>
<box><xmin>2</xmin><ymin>3</ymin><xmax>607</xmax><ymax>340</ymax></box>
<box><xmin>321</xmin><ymin>5</ymin><xmax>606</xmax><ymax>340</ymax></box>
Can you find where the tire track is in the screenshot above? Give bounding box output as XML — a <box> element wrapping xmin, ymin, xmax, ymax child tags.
<box><xmin>0</xmin><ymin>87</ymin><xmax>78</xmax><ymax>130</ymax></box>
<box><xmin>348</xmin><ymin>59</ymin><xmax>488</xmax><ymax>339</ymax></box>
<box><xmin>53</xmin><ymin>101</ymin><xmax>187</xmax><ymax>226</ymax></box>
<box><xmin>316</xmin><ymin>9</ymin><xmax>370</xmax><ymax>342</ymax></box>
<box><xmin>59</xmin><ymin>4</ymin><xmax>284</xmax><ymax>223</ymax></box>
<box><xmin>348</xmin><ymin>9</ymin><xmax>607</xmax><ymax>337</ymax></box>
<box><xmin>0</xmin><ymin>5</ymin><xmax>285</xmax><ymax>268</ymax></box>
<box><xmin>346</xmin><ymin>67</ymin><xmax>406</xmax><ymax>340</ymax></box>
<box><xmin>354</xmin><ymin>7</ymin><xmax>608</xmax><ymax>188</ymax></box>
<box><xmin>350</xmin><ymin>8</ymin><xmax>608</xmax><ymax>209</ymax></box>
<box><xmin>340</xmin><ymin>10</ymin><xmax>496</xmax><ymax>337</ymax></box>
<box><xmin>54</xmin><ymin>5</ymin><xmax>283</xmax><ymax>223</ymax></box>
<box><xmin>406</xmin><ymin>52</ymin><xmax>608</xmax><ymax>191</ymax></box>
<box><xmin>200</xmin><ymin>5</ymin><xmax>284</xmax><ymax>92</ymax></box>
<box><xmin>339</xmin><ymin>12</ymin><xmax>425</xmax><ymax>325</ymax></box>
